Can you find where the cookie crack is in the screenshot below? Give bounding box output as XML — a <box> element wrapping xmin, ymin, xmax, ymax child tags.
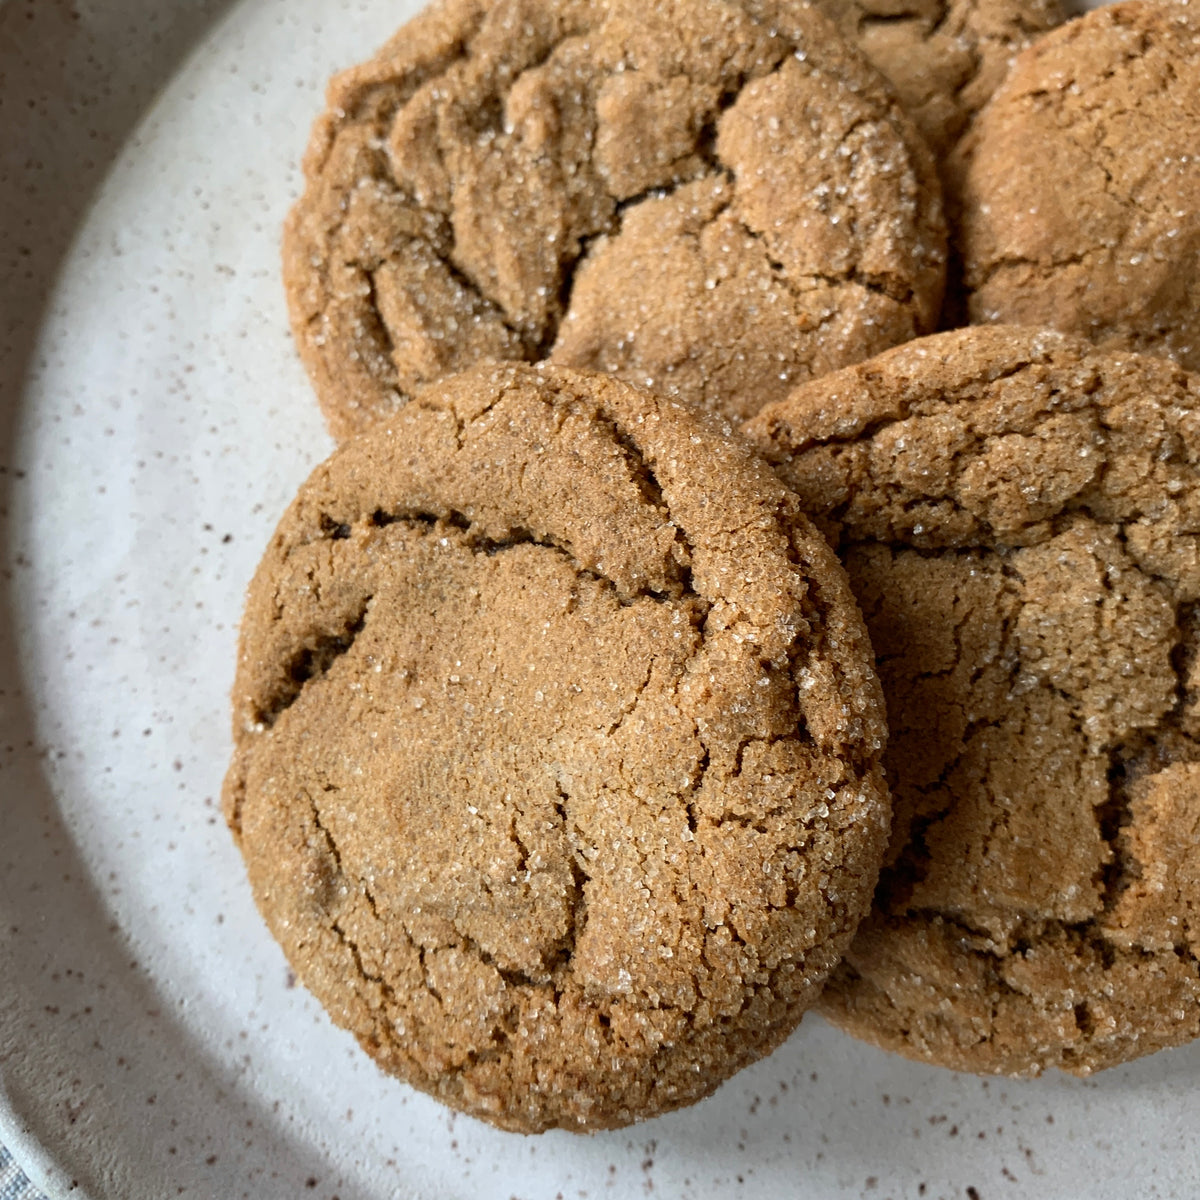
<box><xmin>684</xmin><ymin>745</ymin><xmax>708</xmax><ymax>835</ymax></box>
<box><xmin>332</xmin><ymin>917</ymin><xmax>389</xmax><ymax>996</ymax></box>
<box><xmin>1068</xmin><ymin>99</ymin><xmax>1168</xmax><ymax>225</ymax></box>
<box><xmin>708</xmin><ymin>804</ymin><xmax>797</xmax><ymax>836</ymax></box>
<box><xmin>604</xmin><ymin>656</ymin><xmax>655</xmax><ymax>742</ymax></box>
<box><xmin>307</xmin><ymin>791</ymin><xmax>399</xmax><ymax>1001</ymax></box>
<box><xmin>434</xmin><ymin>786</ymin><xmax>591</xmax><ymax>995</ymax></box>
<box><xmin>769</xmin><ymin>357</ymin><xmax>1046</xmax><ymax>462</ymax></box>
<box><xmin>256</xmin><ymin>600</ymin><xmax>371</xmax><ymax>728</ymax></box>
<box><xmin>552</xmin><ymin>781</ymin><xmax>589</xmax><ymax>983</ymax></box>
<box><xmin>782</xmin><ymin>521</ymin><xmax>890</xmax><ymax>761</ymax></box>
<box><xmin>899</xmin><ymin>906</ymin><xmax>1018</xmax><ymax>955</ymax></box>
<box><xmin>972</xmin><ymin>250</ymin><xmax>1093</xmax><ymax>292</ymax></box>
<box><xmin>854</xmin><ymin>7</ymin><xmax>939</xmax><ymax>33</ymax></box>
<box><xmin>324</xmin><ymin>504</ymin><xmax>696</xmax><ymax>609</ymax></box>
<box><xmin>731</xmin><ymin>179</ymin><xmax>918</xmax><ymax>309</ymax></box>
<box><xmin>362</xmin><ymin>266</ymin><xmax>399</xmax><ymax>365</ymax></box>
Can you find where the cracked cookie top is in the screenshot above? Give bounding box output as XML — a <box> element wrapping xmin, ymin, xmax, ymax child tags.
<box><xmin>744</xmin><ymin>325</ymin><xmax>1200</xmax><ymax>1076</ymax></box>
<box><xmin>223</xmin><ymin>362</ymin><xmax>890</xmax><ymax>1131</ymax></box>
<box><xmin>953</xmin><ymin>0</ymin><xmax>1200</xmax><ymax>371</ymax></box>
<box><xmin>811</xmin><ymin>0</ymin><xmax>1066</xmax><ymax>158</ymax></box>
<box><xmin>283</xmin><ymin>0</ymin><xmax>946</xmax><ymax>438</ymax></box>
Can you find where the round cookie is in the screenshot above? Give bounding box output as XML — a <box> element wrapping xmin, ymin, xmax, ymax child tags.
<box><xmin>744</xmin><ymin>326</ymin><xmax>1200</xmax><ymax>1076</ymax></box>
<box><xmin>224</xmin><ymin>362</ymin><xmax>891</xmax><ymax>1130</ymax></box>
<box><xmin>954</xmin><ymin>0</ymin><xmax>1200</xmax><ymax>371</ymax></box>
<box><xmin>811</xmin><ymin>0</ymin><xmax>1066</xmax><ymax>158</ymax></box>
<box><xmin>284</xmin><ymin>0</ymin><xmax>946</xmax><ymax>438</ymax></box>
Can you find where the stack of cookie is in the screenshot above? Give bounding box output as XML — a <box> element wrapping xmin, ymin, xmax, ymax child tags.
<box><xmin>224</xmin><ymin>0</ymin><xmax>1200</xmax><ymax>1132</ymax></box>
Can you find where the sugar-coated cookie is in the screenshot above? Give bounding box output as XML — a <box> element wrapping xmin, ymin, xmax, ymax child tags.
<box><xmin>745</xmin><ymin>326</ymin><xmax>1200</xmax><ymax>1076</ymax></box>
<box><xmin>224</xmin><ymin>362</ymin><xmax>890</xmax><ymax>1129</ymax></box>
<box><xmin>284</xmin><ymin>0</ymin><xmax>946</xmax><ymax>437</ymax></box>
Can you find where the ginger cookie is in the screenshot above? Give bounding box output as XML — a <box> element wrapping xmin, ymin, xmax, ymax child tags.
<box><xmin>744</xmin><ymin>325</ymin><xmax>1200</xmax><ymax>1076</ymax></box>
<box><xmin>954</xmin><ymin>0</ymin><xmax>1200</xmax><ymax>371</ymax></box>
<box><xmin>811</xmin><ymin>0</ymin><xmax>1066</xmax><ymax>158</ymax></box>
<box><xmin>283</xmin><ymin>0</ymin><xmax>946</xmax><ymax>438</ymax></box>
<box><xmin>224</xmin><ymin>362</ymin><xmax>890</xmax><ymax>1131</ymax></box>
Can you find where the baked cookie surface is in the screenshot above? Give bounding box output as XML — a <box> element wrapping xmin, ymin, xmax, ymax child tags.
<box><xmin>811</xmin><ymin>0</ymin><xmax>1066</xmax><ymax>157</ymax></box>
<box><xmin>284</xmin><ymin>0</ymin><xmax>946</xmax><ymax>438</ymax></box>
<box><xmin>744</xmin><ymin>326</ymin><xmax>1200</xmax><ymax>1076</ymax></box>
<box><xmin>955</xmin><ymin>0</ymin><xmax>1200</xmax><ymax>370</ymax></box>
<box><xmin>224</xmin><ymin>363</ymin><xmax>890</xmax><ymax>1131</ymax></box>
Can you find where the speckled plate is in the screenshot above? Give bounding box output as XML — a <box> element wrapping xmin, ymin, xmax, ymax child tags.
<box><xmin>1</xmin><ymin>0</ymin><xmax>1198</xmax><ymax>1197</ymax></box>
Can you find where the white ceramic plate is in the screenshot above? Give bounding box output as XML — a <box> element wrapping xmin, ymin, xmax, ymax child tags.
<box><xmin>2</xmin><ymin>1</ymin><xmax>1197</xmax><ymax>1196</ymax></box>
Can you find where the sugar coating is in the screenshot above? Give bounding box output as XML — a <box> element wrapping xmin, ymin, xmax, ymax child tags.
<box><xmin>223</xmin><ymin>363</ymin><xmax>890</xmax><ymax>1131</ymax></box>
<box><xmin>744</xmin><ymin>325</ymin><xmax>1200</xmax><ymax>1077</ymax></box>
<box><xmin>283</xmin><ymin>0</ymin><xmax>946</xmax><ymax>439</ymax></box>
<box><xmin>812</xmin><ymin>0</ymin><xmax>1066</xmax><ymax>157</ymax></box>
<box><xmin>953</xmin><ymin>0</ymin><xmax>1200</xmax><ymax>371</ymax></box>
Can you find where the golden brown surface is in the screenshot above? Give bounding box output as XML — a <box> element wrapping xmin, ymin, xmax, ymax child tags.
<box><xmin>224</xmin><ymin>363</ymin><xmax>890</xmax><ymax>1130</ymax></box>
<box><xmin>744</xmin><ymin>326</ymin><xmax>1200</xmax><ymax>1076</ymax></box>
<box><xmin>283</xmin><ymin>0</ymin><xmax>946</xmax><ymax>438</ymax></box>
<box><xmin>954</xmin><ymin>0</ymin><xmax>1200</xmax><ymax>369</ymax></box>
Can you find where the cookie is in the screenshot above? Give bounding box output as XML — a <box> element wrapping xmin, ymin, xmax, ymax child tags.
<box><xmin>744</xmin><ymin>326</ymin><xmax>1200</xmax><ymax>1076</ymax></box>
<box><xmin>954</xmin><ymin>0</ymin><xmax>1200</xmax><ymax>371</ymax></box>
<box><xmin>283</xmin><ymin>0</ymin><xmax>946</xmax><ymax>438</ymax></box>
<box><xmin>223</xmin><ymin>362</ymin><xmax>890</xmax><ymax>1130</ymax></box>
<box><xmin>811</xmin><ymin>0</ymin><xmax>1066</xmax><ymax>158</ymax></box>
